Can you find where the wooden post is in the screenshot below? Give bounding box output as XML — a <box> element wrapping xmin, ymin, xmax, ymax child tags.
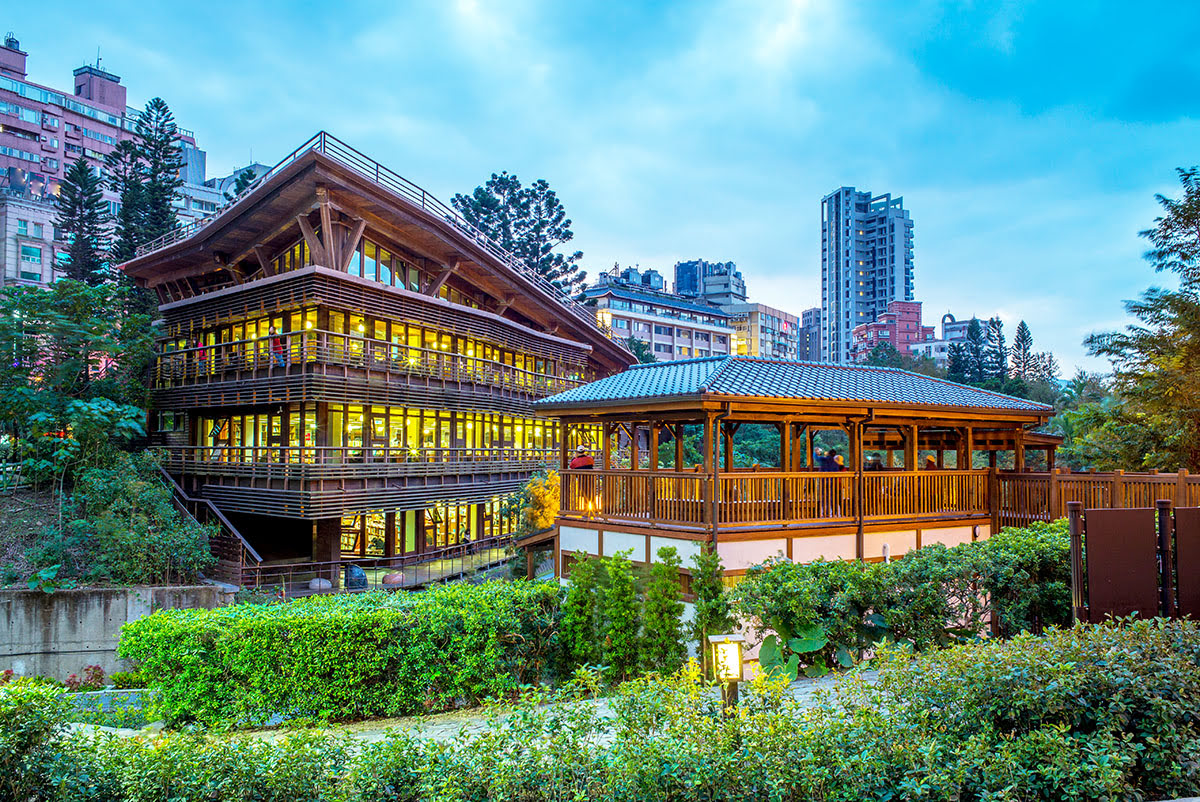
<box><xmin>649</xmin><ymin>422</ymin><xmax>659</xmax><ymax>471</ymax></box>
<box><xmin>602</xmin><ymin>423</ymin><xmax>612</xmax><ymax>470</ymax></box>
<box><xmin>704</xmin><ymin>413</ymin><xmax>717</xmax><ymax>545</ymax></box>
<box><xmin>1047</xmin><ymin>447</ymin><xmax>1056</xmax><ymax>472</ymax></box>
<box><xmin>1014</xmin><ymin>429</ymin><xmax>1025</xmax><ymax>472</ymax></box>
<box><xmin>723</xmin><ymin>422</ymin><xmax>735</xmax><ymax>472</ymax></box>
<box><xmin>1048</xmin><ymin>467</ymin><xmax>1060</xmax><ymax>521</ymax></box>
<box><xmin>988</xmin><ymin>465</ymin><xmax>1001</xmax><ymax>534</ymax></box>
<box><xmin>906</xmin><ymin>424</ymin><xmax>918</xmax><ymax>470</ymax></box>
<box><xmin>649</xmin><ymin>422</ymin><xmax>659</xmax><ymax>519</ymax></box>
<box><xmin>1068</xmin><ymin>501</ymin><xmax>1085</xmax><ymax>622</ymax></box>
<box><xmin>1157</xmin><ymin>498</ymin><xmax>1175</xmax><ymax>618</ymax></box>
<box><xmin>1177</xmin><ymin>468</ymin><xmax>1189</xmax><ymax>508</ymax></box>
<box><xmin>559</xmin><ymin>421</ymin><xmax>569</xmax><ymax>516</ymax></box>
<box><xmin>674</xmin><ymin>423</ymin><xmax>684</xmax><ymax>471</ymax></box>
<box><xmin>886</xmin><ymin>447</ymin><xmax>894</xmax><ymax>468</ymax></box>
<box><xmin>805</xmin><ymin>427</ymin><xmax>814</xmax><ymax>468</ymax></box>
<box><xmin>964</xmin><ymin>427</ymin><xmax>974</xmax><ymax>470</ymax></box>
<box><xmin>1112</xmin><ymin>469</ymin><xmax>1125</xmax><ymax>508</ymax></box>
<box><xmin>779</xmin><ymin>421</ymin><xmax>790</xmax><ymax>471</ymax></box>
<box><xmin>988</xmin><ymin>450</ymin><xmax>997</xmax><ymax>469</ymax></box>
<box><xmin>936</xmin><ymin>449</ymin><xmax>944</xmax><ymax>469</ymax></box>
<box><xmin>854</xmin><ymin>419</ymin><xmax>865</xmax><ymax>560</ymax></box>
<box><xmin>630</xmin><ymin>423</ymin><xmax>640</xmax><ymax>471</ymax></box>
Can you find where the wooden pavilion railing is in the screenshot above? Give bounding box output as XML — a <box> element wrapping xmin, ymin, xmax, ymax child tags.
<box><xmin>562</xmin><ymin>469</ymin><xmax>991</xmax><ymax>529</ymax></box>
<box><xmin>999</xmin><ymin>469</ymin><xmax>1200</xmax><ymax>528</ymax></box>
<box><xmin>154</xmin><ymin>330</ymin><xmax>584</xmax><ymax>396</ymax></box>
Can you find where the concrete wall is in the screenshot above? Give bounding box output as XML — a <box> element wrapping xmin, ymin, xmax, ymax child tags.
<box><xmin>0</xmin><ymin>585</ymin><xmax>226</xmax><ymax>679</ymax></box>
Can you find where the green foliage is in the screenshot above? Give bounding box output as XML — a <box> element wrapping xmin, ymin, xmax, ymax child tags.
<box><xmin>55</xmin><ymin>156</ymin><xmax>110</xmax><ymax>285</ymax></box>
<box><xmin>734</xmin><ymin>520</ymin><xmax>1073</xmax><ymax>669</ymax></box>
<box><xmin>559</xmin><ymin>550</ymin><xmax>602</xmax><ymax>669</ymax></box>
<box><xmin>117</xmin><ymin>581</ymin><xmax>563</xmax><ymax>727</ymax></box>
<box><xmin>624</xmin><ymin>336</ymin><xmax>656</xmax><ymax>363</ymax></box>
<box><xmin>689</xmin><ymin>548</ymin><xmax>733</xmax><ymax>675</ymax></box>
<box><xmin>639</xmin><ymin>547</ymin><xmax>685</xmax><ymax>674</ymax></box>
<box><xmin>452</xmin><ymin>171</ymin><xmax>588</xmax><ymax>294</ymax></box>
<box><xmin>0</xmin><ymin>679</ymin><xmax>73</xmax><ymax>802</ymax></box>
<box><xmin>105</xmin><ymin>140</ymin><xmax>147</xmax><ymax>265</ymax></box>
<box><xmin>9</xmin><ymin>620</ymin><xmax>1200</xmax><ymax>800</ymax></box>
<box><xmin>601</xmin><ymin>550</ymin><xmax>641</xmax><ymax>683</ymax></box>
<box><xmin>1084</xmin><ymin>166</ymin><xmax>1200</xmax><ymax>470</ymax></box>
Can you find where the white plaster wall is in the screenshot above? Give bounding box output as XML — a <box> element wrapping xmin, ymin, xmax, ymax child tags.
<box><xmin>864</xmin><ymin>530</ymin><xmax>918</xmax><ymax>560</ymax></box>
<box><xmin>650</xmin><ymin>535</ymin><xmax>703</xmax><ymax>565</ymax></box>
<box><xmin>559</xmin><ymin>525</ymin><xmax>599</xmax><ymax>556</ymax></box>
<box><xmin>717</xmin><ymin>539</ymin><xmax>787</xmax><ymax>571</ymax></box>
<box><xmin>789</xmin><ymin>535</ymin><xmax>855</xmax><ymax>562</ymax></box>
<box><xmin>602</xmin><ymin>530</ymin><xmax>647</xmax><ymax>562</ymax></box>
<box><xmin>922</xmin><ymin>526</ymin><xmax>976</xmax><ymax>548</ymax></box>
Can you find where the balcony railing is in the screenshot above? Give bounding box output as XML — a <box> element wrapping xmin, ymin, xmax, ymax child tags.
<box><xmin>561</xmin><ymin>469</ymin><xmax>991</xmax><ymax>530</ymax></box>
<box><xmin>165</xmin><ymin>445</ymin><xmax>556</xmax><ymax>480</ymax></box>
<box><xmin>154</xmin><ymin>330</ymin><xmax>584</xmax><ymax>397</ymax></box>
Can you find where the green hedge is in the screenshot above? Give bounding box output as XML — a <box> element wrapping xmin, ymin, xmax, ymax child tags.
<box><xmin>8</xmin><ymin>619</ymin><xmax>1200</xmax><ymax>800</ymax></box>
<box><xmin>732</xmin><ymin>519</ymin><xmax>1071</xmax><ymax>671</ymax></box>
<box><xmin>118</xmin><ymin>581</ymin><xmax>561</xmax><ymax>726</ymax></box>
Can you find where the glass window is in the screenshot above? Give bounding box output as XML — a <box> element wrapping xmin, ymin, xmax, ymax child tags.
<box><xmin>17</xmin><ymin>220</ymin><xmax>28</xmax><ymax>236</ymax></box>
<box><xmin>19</xmin><ymin>245</ymin><xmax>41</xmax><ymax>264</ymax></box>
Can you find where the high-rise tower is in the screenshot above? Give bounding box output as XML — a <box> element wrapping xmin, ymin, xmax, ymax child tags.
<box><xmin>820</xmin><ymin>187</ymin><xmax>914</xmax><ymax>363</ymax></box>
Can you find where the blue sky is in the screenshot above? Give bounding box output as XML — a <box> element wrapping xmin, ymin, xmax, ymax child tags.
<box><xmin>16</xmin><ymin>1</ymin><xmax>1200</xmax><ymax>371</ymax></box>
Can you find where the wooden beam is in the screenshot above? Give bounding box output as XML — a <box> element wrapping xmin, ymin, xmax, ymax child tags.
<box><xmin>338</xmin><ymin>217</ymin><xmax>368</xmax><ymax>274</ymax></box>
<box><xmin>495</xmin><ymin>293</ymin><xmax>516</xmax><ymax>315</ymax></box>
<box><xmin>296</xmin><ymin>214</ymin><xmax>326</xmax><ymax>265</ymax></box>
<box><xmin>252</xmin><ymin>245</ymin><xmax>273</xmax><ymax>277</ymax></box>
<box><xmin>425</xmin><ymin>260</ymin><xmax>459</xmax><ymax>296</ymax></box>
<box><xmin>318</xmin><ymin>188</ymin><xmax>337</xmax><ymax>269</ymax></box>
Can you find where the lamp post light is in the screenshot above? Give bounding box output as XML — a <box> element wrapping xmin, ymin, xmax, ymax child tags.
<box><xmin>708</xmin><ymin>633</ymin><xmax>744</xmax><ymax>712</ymax></box>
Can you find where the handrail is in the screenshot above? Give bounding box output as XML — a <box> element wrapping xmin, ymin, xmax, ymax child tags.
<box><xmin>155</xmin><ymin>329</ymin><xmax>585</xmax><ymax>394</ymax></box>
<box><xmin>132</xmin><ymin>131</ymin><xmax>605</xmax><ymax>335</ymax></box>
<box><xmin>167</xmin><ymin>445</ymin><xmax>556</xmax><ymax>467</ymax></box>
<box><xmin>157</xmin><ymin>465</ymin><xmax>264</xmax><ymax>564</ymax></box>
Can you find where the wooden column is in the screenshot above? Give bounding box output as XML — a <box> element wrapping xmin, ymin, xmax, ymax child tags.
<box><xmin>559</xmin><ymin>421</ymin><xmax>569</xmax><ymax>517</ymax></box>
<box><xmin>936</xmin><ymin>449</ymin><xmax>945</xmax><ymax>469</ymax></box>
<box><xmin>674</xmin><ymin>423</ymin><xmax>684</xmax><ymax>471</ymax></box>
<box><xmin>780</xmin><ymin>422</ymin><xmax>792</xmax><ymax>472</ymax></box>
<box><xmin>805</xmin><ymin>427</ymin><xmax>814</xmax><ymax>468</ymax></box>
<box><xmin>853</xmin><ymin>419</ymin><xmax>865</xmax><ymax>560</ymax></box>
<box><xmin>703</xmin><ymin>414</ymin><xmax>717</xmax><ymax>545</ymax></box>
<box><xmin>723</xmin><ymin>422</ymin><xmax>735</xmax><ymax>472</ymax></box>
<box><xmin>1014</xmin><ymin>428</ymin><xmax>1026</xmax><ymax>472</ymax></box>
<box><xmin>602</xmin><ymin>423</ymin><xmax>612</xmax><ymax>470</ymax></box>
<box><xmin>1047</xmin><ymin>446</ymin><xmax>1056</xmax><ymax>472</ymax></box>
<box><xmin>630</xmin><ymin>423</ymin><xmax>640</xmax><ymax>470</ymax></box>
<box><xmin>964</xmin><ymin>427</ymin><xmax>974</xmax><ymax>470</ymax></box>
<box><xmin>886</xmin><ymin>445</ymin><xmax>895</xmax><ymax>468</ymax></box>
<box><xmin>905</xmin><ymin>424</ymin><xmax>918</xmax><ymax>470</ymax></box>
<box><xmin>988</xmin><ymin>450</ymin><xmax>997</xmax><ymax>469</ymax></box>
<box><xmin>649</xmin><ymin>422</ymin><xmax>659</xmax><ymax>471</ymax></box>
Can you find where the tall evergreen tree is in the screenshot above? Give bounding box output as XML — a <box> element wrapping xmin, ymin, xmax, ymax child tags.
<box><xmin>452</xmin><ymin>172</ymin><xmax>588</xmax><ymax>295</ymax></box>
<box><xmin>1085</xmin><ymin>166</ymin><xmax>1200</xmax><ymax>470</ymax></box>
<box><xmin>105</xmin><ymin>140</ymin><xmax>146</xmax><ymax>264</ymax></box>
<box><xmin>1011</xmin><ymin>321</ymin><xmax>1036</xmax><ymax>379</ymax></box>
<box><xmin>559</xmin><ymin>551</ymin><xmax>602</xmax><ymax>668</ymax></box>
<box><xmin>946</xmin><ymin>342</ymin><xmax>969</xmax><ymax>382</ymax></box>
<box><xmin>55</xmin><ymin>158</ymin><xmax>109</xmax><ymax>285</ymax></box>
<box><xmin>964</xmin><ymin>318</ymin><xmax>988</xmax><ymax>383</ymax></box>
<box><xmin>985</xmin><ymin>317</ymin><xmax>1008</xmax><ymax>380</ymax></box>
<box><xmin>136</xmin><ymin>97</ymin><xmax>185</xmax><ymax>243</ymax></box>
<box><xmin>640</xmin><ymin>547</ymin><xmax>686</xmax><ymax>674</ymax></box>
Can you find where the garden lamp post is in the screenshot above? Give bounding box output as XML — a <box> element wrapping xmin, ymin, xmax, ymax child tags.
<box><xmin>708</xmin><ymin>633</ymin><xmax>744</xmax><ymax>711</ymax></box>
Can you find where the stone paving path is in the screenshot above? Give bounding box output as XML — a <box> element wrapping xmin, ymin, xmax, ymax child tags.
<box><xmin>74</xmin><ymin>670</ymin><xmax>876</xmax><ymax>745</ymax></box>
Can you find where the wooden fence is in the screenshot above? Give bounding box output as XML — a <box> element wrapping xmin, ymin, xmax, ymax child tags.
<box><xmin>1000</xmin><ymin>470</ymin><xmax>1200</xmax><ymax>529</ymax></box>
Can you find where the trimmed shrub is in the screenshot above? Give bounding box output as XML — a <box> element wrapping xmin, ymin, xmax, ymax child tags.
<box><xmin>734</xmin><ymin>519</ymin><xmax>1073</xmax><ymax>671</ymax></box>
<box><xmin>601</xmin><ymin>551</ymin><xmax>641</xmax><ymax>682</ymax></box>
<box><xmin>117</xmin><ymin>581</ymin><xmax>561</xmax><ymax>726</ymax></box>
<box><xmin>6</xmin><ymin>619</ymin><xmax>1200</xmax><ymax>800</ymax></box>
<box><xmin>640</xmin><ymin>546</ymin><xmax>686</xmax><ymax>674</ymax></box>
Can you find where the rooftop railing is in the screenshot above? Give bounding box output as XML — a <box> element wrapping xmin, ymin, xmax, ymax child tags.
<box><xmin>133</xmin><ymin>132</ymin><xmax>605</xmax><ymax>334</ymax></box>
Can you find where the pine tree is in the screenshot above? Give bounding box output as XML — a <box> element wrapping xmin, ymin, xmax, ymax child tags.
<box><xmin>1035</xmin><ymin>351</ymin><xmax>1060</xmax><ymax>383</ymax></box>
<box><xmin>559</xmin><ymin>551</ymin><xmax>602</xmax><ymax>668</ymax></box>
<box><xmin>985</xmin><ymin>317</ymin><xmax>1008</xmax><ymax>380</ymax></box>
<box><xmin>690</xmin><ymin>548</ymin><xmax>732</xmax><ymax>678</ymax></box>
<box><xmin>1011</xmin><ymin>320</ymin><xmax>1036</xmax><ymax>380</ymax></box>
<box><xmin>601</xmin><ymin>550</ymin><xmax>641</xmax><ymax>683</ymax></box>
<box><xmin>105</xmin><ymin>140</ymin><xmax>146</xmax><ymax>264</ymax></box>
<box><xmin>964</xmin><ymin>318</ymin><xmax>988</xmax><ymax>383</ymax></box>
<box><xmin>136</xmin><ymin>97</ymin><xmax>185</xmax><ymax>243</ymax></box>
<box><xmin>946</xmin><ymin>343</ymin><xmax>969</xmax><ymax>382</ymax></box>
<box><xmin>640</xmin><ymin>547</ymin><xmax>686</xmax><ymax>674</ymax></box>
<box><xmin>55</xmin><ymin>157</ymin><xmax>109</xmax><ymax>285</ymax></box>
<box><xmin>452</xmin><ymin>172</ymin><xmax>588</xmax><ymax>295</ymax></box>
<box><xmin>224</xmin><ymin>167</ymin><xmax>257</xmax><ymax>203</ymax></box>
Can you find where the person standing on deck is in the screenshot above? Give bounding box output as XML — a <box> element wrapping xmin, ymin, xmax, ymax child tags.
<box><xmin>569</xmin><ymin>446</ymin><xmax>595</xmax><ymax>469</ymax></box>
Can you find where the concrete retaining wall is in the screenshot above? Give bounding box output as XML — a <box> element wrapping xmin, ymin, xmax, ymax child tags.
<box><xmin>0</xmin><ymin>585</ymin><xmax>227</xmax><ymax>679</ymax></box>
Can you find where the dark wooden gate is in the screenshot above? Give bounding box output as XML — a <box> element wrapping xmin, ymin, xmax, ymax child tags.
<box><xmin>1070</xmin><ymin>501</ymin><xmax>1198</xmax><ymax>622</ymax></box>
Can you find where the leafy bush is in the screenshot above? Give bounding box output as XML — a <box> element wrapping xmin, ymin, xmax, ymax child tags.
<box><xmin>0</xmin><ymin>679</ymin><xmax>73</xmax><ymax>802</ymax></box>
<box><xmin>117</xmin><ymin>581</ymin><xmax>562</xmax><ymax>726</ymax></box>
<box><xmin>12</xmin><ymin>619</ymin><xmax>1200</xmax><ymax>800</ymax></box>
<box><xmin>735</xmin><ymin>519</ymin><xmax>1072</xmax><ymax>671</ymax></box>
<box><xmin>601</xmin><ymin>550</ymin><xmax>641</xmax><ymax>683</ymax></box>
<box><xmin>640</xmin><ymin>547</ymin><xmax>686</xmax><ymax>674</ymax></box>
